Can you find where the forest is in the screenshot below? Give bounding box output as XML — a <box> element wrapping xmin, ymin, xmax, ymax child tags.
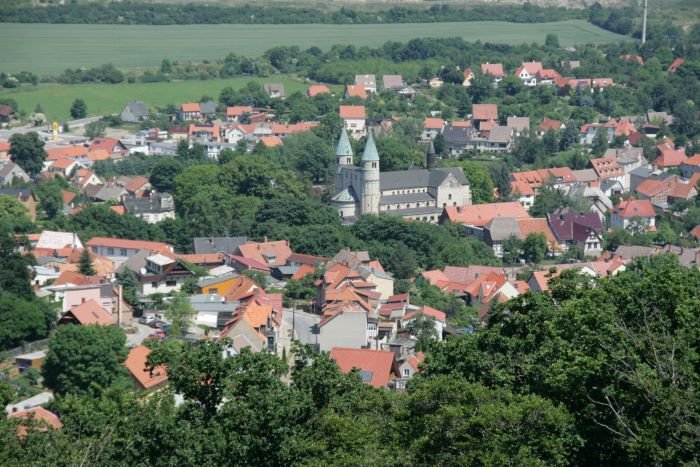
<box><xmin>1</xmin><ymin>255</ymin><xmax>698</xmax><ymax>465</ymax></box>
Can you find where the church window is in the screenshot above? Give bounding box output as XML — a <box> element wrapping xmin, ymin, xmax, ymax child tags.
<box><xmin>448</xmin><ymin>194</ymin><xmax>452</xmax><ymax>200</ymax></box>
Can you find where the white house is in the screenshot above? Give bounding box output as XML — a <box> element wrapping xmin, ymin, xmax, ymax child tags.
<box><xmin>339</xmin><ymin>105</ymin><xmax>366</xmax><ymax>139</ymax></box>
<box><xmin>610</xmin><ymin>198</ymin><xmax>656</xmax><ymax>232</ymax></box>
<box><xmin>318</xmin><ymin>307</ymin><xmax>368</xmax><ymax>351</ymax></box>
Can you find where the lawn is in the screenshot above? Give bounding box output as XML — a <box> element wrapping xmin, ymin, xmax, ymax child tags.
<box><xmin>0</xmin><ymin>76</ymin><xmax>322</xmax><ymax>121</ymax></box>
<box><xmin>0</xmin><ymin>20</ymin><xmax>628</xmax><ymax>75</ymax></box>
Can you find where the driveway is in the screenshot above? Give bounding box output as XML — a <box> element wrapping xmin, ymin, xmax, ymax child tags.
<box><xmin>125</xmin><ymin>322</ymin><xmax>156</xmax><ymax>347</ymax></box>
<box><xmin>282</xmin><ymin>308</ymin><xmax>320</xmax><ymax>346</ymax></box>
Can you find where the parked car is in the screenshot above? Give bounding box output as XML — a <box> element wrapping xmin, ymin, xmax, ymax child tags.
<box><xmin>145</xmin><ymin>331</ymin><xmax>166</xmax><ymax>341</ymax></box>
<box><xmin>149</xmin><ymin>320</ymin><xmax>165</xmax><ymax>329</ymax></box>
<box><xmin>138</xmin><ymin>316</ymin><xmax>156</xmax><ymax>325</ymax></box>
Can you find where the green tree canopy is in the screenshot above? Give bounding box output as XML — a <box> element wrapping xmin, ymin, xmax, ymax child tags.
<box><xmin>69</xmin><ymin>98</ymin><xmax>87</xmax><ymax>119</ymax></box>
<box><xmin>9</xmin><ymin>132</ymin><xmax>47</xmax><ymax>177</ymax></box>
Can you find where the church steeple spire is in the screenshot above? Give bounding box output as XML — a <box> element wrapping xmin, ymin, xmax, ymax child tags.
<box><xmin>336</xmin><ymin>128</ymin><xmax>353</xmax><ymax>166</ymax></box>
<box><xmin>361</xmin><ymin>131</ymin><xmax>380</xmax><ymax>162</ymax></box>
<box><xmin>426</xmin><ymin>139</ymin><xmax>437</xmax><ymax>170</ymax></box>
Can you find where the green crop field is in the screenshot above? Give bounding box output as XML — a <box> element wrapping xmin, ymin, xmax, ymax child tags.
<box><xmin>0</xmin><ymin>20</ymin><xmax>628</xmax><ymax>75</ymax></box>
<box><xmin>0</xmin><ymin>76</ymin><xmax>327</xmax><ymax>122</ymax></box>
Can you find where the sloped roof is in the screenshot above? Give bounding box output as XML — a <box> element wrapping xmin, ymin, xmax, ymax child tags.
<box><xmin>539</xmin><ymin>117</ymin><xmax>564</xmax><ymax>132</ymax></box>
<box><xmin>612</xmin><ymin>198</ymin><xmax>655</xmax><ymax>218</ymax></box>
<box><xmin>181</xmin><ymin>102</ymin><xmax>200</xmax><ymax>112</ymax></box>
<box><xmin>237</xmin><ymin>240</ymin><xmax>292</xmax><ymax>266</ymax></box>
<box><xmin>517</xmin><ymin>217</ymin><xmax>557</xmax><ymax>243</ymax></box>
<box><xmin>193</xmin><ymin>236</ymin><xmax>248</xmax><ymax>254</ymax></box>
<box><xmin>380</xmin><ymin>167</ymin><xmax>468</xmax><ymax>190</ymax></box>
<box><xmin>481</xmin><ymin>63</ymin><xmax>504</xmax><ymax>77</ymax></box>
<box><xmin>8</xmin><ymin>407</ymin><xmax>62</xmax><ymax>435</ymax></box>
<box><xmin>345</xmin><ymin>84</ymin><xmax>368</xmax><ymax>99</ymax></box>
<box><xmin>361</xmin><ymin>132</ymin><xmax>379</xmax><ymax>162</ymax></box>
<box><xmin>472</xmin><ymin>104</ymin><xmax>498</xmax><ymax>121</ymax></box>
<box><xmin>336</xmin><ymin>128</ymin><xmax>353</xmax><ymax>156</ymax></box>
<box><xmin>64</xmin><ymin>299</ymin><xmax>114</xmax><ymax>325</ymax></box>
<box><xmin>124</xmin><ymin>345</ymin><xmax>168</xmax><ymax>390</ymax></box>
<box><xmin>424</xmin><ymin>117</ymin><xmax>445</xmax><ymax>130</ymax></box>
<box><xmin>86</xmin><ymin>237</ymin><xmax>172</xmax><ymax>252</ymax></box>
<box><xmin>443</xmin><ymin>202</ymin><xmax>530</xmax><ymax>227</ymax></box>
<box><xmin>330</xmin><ymin>347</ymin><xmax>397</xmax><ymax>388</ymax></box>
<box><xmin>226</xmin><ymin>106</ymin><xmax>254</xmax><ymax>117</ymax></box>
<box><xmin>339</xmin><ymin>105</ymin><xmax>366</xmax><ymax>120</ymax></box>
<box><xmin>307</xmin><ymin>84</ymin><xmax>330</xmax><ymax>97</ymax></box>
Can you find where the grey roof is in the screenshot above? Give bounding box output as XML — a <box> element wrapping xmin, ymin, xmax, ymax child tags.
<box><xmin>488</xmin><ymin>126</ymin><xmax>513</xmax><ymax>143</ymax></box>
<box><xmin>199</xmin><ymin>100</ymin><xmax>217</xmax><ymax>115</ymax></box>
<box><xmin>123</xmin><ymin>193</ymin><xmax>174</xmax><ymax>215</ymax></box>
<box><xmin>355</xmin><ymin>74</ymin><xmax>376</xmax><ymax>88</ymax></box>
<box><xmin>362</xmin><ymin>132</ymin><xmax>380</xmax><ymax>162</ymax></box>
<box><xmin>93</xmin><ymin>184</ymin><xmax>127</xmax><ymax>202</ymax></box>
<box><xmin>117</xmin><ymin>249</ymin><xmax>150</xmax><ymax>274</ymax></box>
<box><xmin>383</xmin><ymin>206</ymin><xmax>444</xmax><ymax>217</ymax></box>
<box><xmin>193</xmin><ymin>236</ymin><xmax>248</xmax><ymax>254</ymax></box>
<box><xmin>123</xmin><ymin>101</ymin><xmax>149</xmax><ymax>119</ymax></box>
<box><xmin>427</xmin><ymin>139</ymin><xmax>436</xmax><ymax>156</ymax></box>
<box><xmin>336</xmin><ymin>128</ymin><xmax>353</xmax><ymax>157</ymax></box>
<box><xmin>443</xmin><ymin>125</ymin><xmax>473</xmax><ymax>144</ymax></box>
<box><xmin>486</xmin><ymin>216</ymin><xmax>521</xmax><ymax>241</ymax></box>
<box><xmin>613</xmin><ymin>245</ymin><xmax>658</xmax><ymax>260</ymax></box>
<box><xmin>380</xmin><ymin>167</ymin><xmax>469</xmax><ymax>190</ymax></box>
<box><xmin>264</xmin><ymin>84</ymin><xmax>285</xmax><ymax>97</ymax></box>
<box><xmin>189</xmin><ymin>294</ymin><xmax>238</xmax><ymax>313</ymax></box>
<box><xmin>380</xmin><ymin>192</ymin><xmax>434</xmax><ymax>205</ymax></box>
<box><xmin>0</xmin><ymin>188</ymin><xmax>33</xmax><ymax>201</ymax></box>
<box><xmin>274</xmin><ymin>265</ymin><xmax>299</xmax><ymax>275</ymax></box>
<box><xmin>630</xmin><ymin>167</ymin><xmax>653</xmax><ymax>178</ymax></box>
<box><xmin>382</xmin><ymin>74</ymin><xmax>404</xmax><ymax>90</ymax></box>
<box><xmin>197</xmin><ymin>272</ymin><xmax>239</xmax><ymax>288</ymax></box>
<box><xmin>506</xmin><ymin>117</ymin><xmax>530</xmax><ymax>132</ymax></box>
<box><xmin>601</xmin><ymin>179</ymin><xmax>623</xmax><ymax>192</ymax></box>
<box><xmin>572</xmin><ymin>169</ymin><xmax>598</xmax><ymax>183</ymax></box>
<box><xmin>331</xmin><ymin>186</ymin><xmax>358</xmax><ymax>203</ymax></box>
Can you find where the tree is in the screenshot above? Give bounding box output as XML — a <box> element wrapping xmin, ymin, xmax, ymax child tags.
<box><xmin>117</xmin><ymin>268</ymin><xmax>138</xmax><ymax>305</ymax></box>
<box><xmin>501</xmin><ymin>235</ymin><xmax>522</xmax><ymax>265</ymax></box>
<box><xmin>9</xmin><ymin>132</ymin><xmax>47</xmax><ymax>177</ymax></box>
<box><xmin>84</xmin><ymin>120</ymin><xmax>106</xmax><ymax>139</ymax></box>
<box><xmin>149</xmin><ymin>157</ymin><xmax>183</xmax><ymax>193</ymax></box>
<box><xmin>165</xmin><ymin>292</ymin><xmax>195</xmax><ymax>336</ymax></box>
<box><xmin>0</xmin><ymin>195</ymin><xmax>31</xmax><ymax>226</ymax></box>
<box><xmin>160</xmin><ymin>58</ymin><xmax>173</xmax><ymax>74</ymax></box>
<box><xmin>78</xmin><ymin>249</ymin><xmax>96</xmax><ymax>276</ymax></box>
<box><xmin>406</xmin><ymin>313</ymin><xmax>438</xmax><ymax>351</ymax></box>
<box><xmin>69</xmin><ymin>98</ymin><xmax>87</xmax><ymax>119</ymax></box>
<box><xmin>42</xmin><ymin>325</ymin><xmax>129</xmax><ymax>395</ymax></box>
<box><xmin>522</xmin><ymin>232</ymin><xmax>547</xmax><ymax>263</ymax></box>
<box><xmin>591</xmin><ymin>127</ymin><xmax>609</xmax><ymax>155</ymax></box>
<box><xmin>35</xmin><ymin>180</ymin><xmax>64</xmax><ymax>220</ymax></box>
<box><xmin>559</xmin><ymin>121</ymin><xmax>579</xmax><ymax>151</ymax></box>
<box><xmin>545</xmin><ymin>33</ymin><xmax>560</xmax><ymax>48</ymax></box>
<box><xmin>0</xmin><ymin>291</ymin><xmax>56</xmax><ymax>350</ymax></box>
<box><xmin>432</xmin><ymin>133</ymin><xmax>446</xmax><ymax>156</ymax></box>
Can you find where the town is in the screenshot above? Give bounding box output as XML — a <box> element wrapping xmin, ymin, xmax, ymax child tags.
<box><xmin>1</xmin><ymin>1</ymin><xmax>699</xmax><ymax>464</ymax></box>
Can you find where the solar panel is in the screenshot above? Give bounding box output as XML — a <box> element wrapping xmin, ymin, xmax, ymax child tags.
<box><xmin>359</xmin><ymin>370</ymin><xmax>373</xmax><ymax>383</ymax></box>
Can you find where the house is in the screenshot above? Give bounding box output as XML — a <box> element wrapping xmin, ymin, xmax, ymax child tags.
<box><xmin>472</xmin><ymin>104</ymin><xmax>498</xmax><ymax>130</ymax></box>
<box><xmin>88</xmin><ymin>138</ymin><xmax>128</xmax><ymax>158</ymax></box>
<box><xmin>178</xmin><ymin>102</ymin><xmax>201</xmax><ymax>121</ymax></box>
<box><xmin>667</xmin><ymin>58</ymin><xmax>684</xmax><ymax>73</ymax></box>
<box><xmin>481</xmin><ymin>63</ymin><xmax>505</xmax><ymax>83</ymax></box>
<box><xmin>635</xmin><ymin>176</ymin><xmax>682</xmax><ymax>207</ymax></box>
<box><xmin>7</xmin><ymin>407</ymin><xmax>62</xmax><ymax>437</ymax></box>
<box><xmin>355</xmin><ymin>74</ymin><xmax>377</xmax><ymax>93</ymax></box>
<box><xmin>514</xmin><ymin>61</ymin><xmax>542</xmax><ymax>86</ymax></box>
<box><xmin>429</xmin><ymin>77</ymin><xmax>444</xmax><ymax>88</ymax></box>
<box><xmin>219</xmin><ymin>299</ymin><xmax>279</xmax><ymax>354</ymax></box>
<box><xmin>0</xmin><ymin>105</ymin><xmax>16</xmax><ymax>123</ymax></box>
<box><xmin>263</xmin><ymin>84</ymin><xmax>285</xmax><ymax>99</ymax></box>
<box><xmin>197</xmin><ymin>272</ymin><xmax>241</xmax><ymax>296</ymax></box>
<box><xmin>193</xmin><ymin>236</ymin><xmax>248</xmax><ymax>255</ymax></box>
<box><xmin>547</xmin><ymin>209</ymin><xmax>604</xmax><ymax>255</ymax></box>
<box><xmin>86</xmin><ymin>237</ymin><xmax>173</xmax><ymax>263</ymax></box>
<box><xmin>59</xmin><ymin>282</ymin><xmax>132</xmax><ymax>325</ymax></box>
<box><xmin>168</xmin><ymin>125</ymin><xmax>189</xmax><ymax>142</ymax></box>
<box><xmin>440</xmin><ymin>201</ymin><xmax>530</xmax><ymax>236</ymax></box>
<box><xmin>344</xmin><ymin>84</ymin><xmax>368</xmax><ymax>99</ymax></box>
<box><xmin>307</xmin><ymin>84</ymin><xmax>330</xmax><ymax>97</ymax></box>
<box><xmin>589</xmin><ymin>157</ymin><xmax>625</xmax><ymax>193</ymax></box>
<box><xmin>188</xmin><ymin>123</ymin><xmax>221</xmax><ymax>143</ymax></box>
<box><xmin>136</xmin><ymin>254</ymin><xmax>197</xmax><ymax>295</ymax></box>
<box><xmin>330</xmin><ymin>347</ymin><xmax>399</xmax><ymax>389</ymax></box>
<box><xmin>510</xmin><ymin>167</ymin><xmax>577</xmax><ymax>208</ymax></box>
<box><xmin>397</xmin><ymin>351</ymin><xmax>424</xmax><ymax>383</ymax></box>
<box><xmin>421</xmin><ymin>117</ymin><xmax>445</xmax><ymax>141</ymax></box>
<box><xmin>604</xmin><ymin>147</ymin><xmax>647</xmax><ymax>190</ymax></box>
<box><xmin>0</xmin><ymin>140</ymin><xmax>9</xmax><ymax>158</ymax></box>
<box><xmin>0</xmin><ymin>188</ymin><xmax>36</xmax><ymax>221</ymax></box>
<box><xmin>592</xmin><ymin>78</ymin><xmax>614</xmax><ymax>88</ymax></box>
<box><xmin>506</xmin><ymin>117</ymin><xmax>530</xmax><ymax>137</ymax></box>
<box><xmin>538</xmin><ymin>118</ymin><xmax>565</xmax><ymax>136</ymax></box>
<box><xmin>536</xmin><ymin>68</ymin><xmax>561</xmax><ymax>85</ymax></box>
<box><xmin>14</xmin><ymin>351</ymin><xmax>47</xmax><ymax>372</ymax></box>
<box><xmin>122</xmin><ymin>193</ymin><xmax>175</xmax><ymax>223</ymax></box>
<box><xmin>401</xmin><ymin>307</ymin><xmax>446</xmax><ymax>341</ymax></box>
<box><xmin>58</xmin><ymin>299</ymin><xmax>115</xmax><ymax>326</ymax></box>
<box><xmin>462</xmin><ymin>68</ymin><xmax>475</xmax><ymax>87</ymax></box>
<box><xmin>442</xmin><ymin>124</ymin><xmax>473</xmax><ymax>156</ymax></box>
<box><xmin>124</xmin><ymin>345</ymin><xmax>167</xmax><ymax>391</ymax></box>
<box><xmin>610</xmin><ymin>198</ymin><xmax>656</xmax><ymax>232</ymax></box>
<box><xmin>0</xmin><ymin>161</ymin><xmax>29</xmax><ymax>185</ymax></box>
<box><xmin>48</xmin><ymin>158</ymin><xmax>84</xmax><ymax>177</ymax></box>
<box><xmin>120</xmin><ymin>101</ymin><xmax>149</xmax><ymax>123</ymax></box>
<box><xmin>318</xmin><ymin>303</ymin><xmax>368</xmax><ymax>351</ymax></box>
<box><xmin>226</xmin><ymin>106</ymin><xmax>254</xmax><ymax>122</ymax></box>
<box><xmin>35</xmin><ymin>230</ymin><xmax>83</xmax><ymax>250</ymax></box>
<box><xmin>339</xmin><ymin>105</ymin><xmax>366</xmax><ymax>139</ymax></box>
<box><xmin>190</xmin><ymin>294</ymin><xmax>238</xmax><ymax>331</ymax></box>
<box><xmin>235</xmin><ymin>240</ymin><xmax>293</xmax><ymax>269</ymax></box>
<box><xmin>654</xmin><ymin>148</ymin><xmax>687</xmax><ymax>170</ymax></box>
<box><xmin>680</xmin><ymin>154</ymin><xmax>700</xmax><ymax>179</ymax></box>
<box><xmin>199</xmin><ymin>101</ymin><xmax>217</xmax><ymax>118</ymax></box>
<box><xmin>482</xmin><ymin>216</ymin><xmax>557</xmax><ymax>258</ymax></box>
<box><xmin>382</xmin><ymin>75</ymin><xmax>405</xmax><ymax>91</ymax></box>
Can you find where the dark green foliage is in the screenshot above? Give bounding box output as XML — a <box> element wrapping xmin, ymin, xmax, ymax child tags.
<box><xmin>42</xmin><ymin>325</ymin><xmax>129</xmax><ymax>396</ymax></box>
<box><xmin>148</xmin><ymin>156</ymin><xmax>182</xmax><ymax>193</ymax></box>
<box><xmin>69</xmin><ymin>98</ymin><xmax>86</xmax><ymax>119</ymax></box>
<box><xmin>9</xmin><ymin>132</ymin><xmax>46</xmax><ymax>177</ymax></box>
<box><xmin>78</xmin><ymin>248</ymin><xmax>96</xmax><ymax>276</ymax></box>
<box><xmin>0</xmin><ymin>291</ymin><xmax>55</xmax><ymax>350</ymax></box>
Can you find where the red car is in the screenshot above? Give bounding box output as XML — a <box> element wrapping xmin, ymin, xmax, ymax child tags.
<box><xmin>145</xmin><ymin>331</ymin><xmax>165</xmax><ymax>341</ymax></box>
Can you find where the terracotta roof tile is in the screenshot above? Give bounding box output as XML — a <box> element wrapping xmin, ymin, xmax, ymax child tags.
<box><xmin>124</xmin><ymin>345</ymin><xmax>168</xmax><ymax>390</ymax></box>
<box><xmin>330</xmin><ymin>347</ymin><xmax>397</xmax><ymax>388</ymax></box>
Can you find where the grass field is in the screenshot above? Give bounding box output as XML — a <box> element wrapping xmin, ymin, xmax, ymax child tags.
<box><xmin>0</xmin><ymin>20</ymin><xmax>628</xmax><ymax>75</ymax></box>
<box><xmin>0</xmin><ymin>76</ymin><xmax>325</xmax><ymax>122</ymax></box>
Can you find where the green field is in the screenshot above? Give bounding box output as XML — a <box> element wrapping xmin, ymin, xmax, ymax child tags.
<box><xmin>0</xmin><ymin>76</ymin><xmax>325</xmax><ymax>121</ymax></box>
<box><xmin>0</xmin><ymin>20</ymin><xmax>628</xmax><ymax>75</ymax></box>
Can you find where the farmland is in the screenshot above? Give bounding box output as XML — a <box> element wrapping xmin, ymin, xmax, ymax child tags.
<box><xmin>0</xmin><ymin>20</ymin><xmax>628</xmax><ymax>75</ymax></box>
<box><xmin>0</xmin><ymin>76</ymin><xmax>325</xmax><ymax>122</ymax></box>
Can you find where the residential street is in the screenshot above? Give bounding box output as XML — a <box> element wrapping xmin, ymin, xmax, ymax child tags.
<box><xmin>281</xmin><ymin>308</ymin><xmax>319</xmax><ymax>347</ymax></box>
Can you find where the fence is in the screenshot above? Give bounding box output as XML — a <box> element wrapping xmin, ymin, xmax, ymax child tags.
<box><xmin>2</xmin><ymin>339</ymin><xmax>50</xmax><ymax>361</ymax></box>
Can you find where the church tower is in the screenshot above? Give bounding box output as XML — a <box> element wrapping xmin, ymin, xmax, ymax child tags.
<box><xmin>360</xmin><ymin>131</ymin><xmax>380</xmax><ymax>215</ymax></box>
<box><xmin>426</xmin><ymin>138</ymin><xmax>437</xmax><ymax>170</ymax></box>
<box><xmin>335</xmin><ymin>128</ymin><xmax>354</xmax><ymax>193</ymax></box>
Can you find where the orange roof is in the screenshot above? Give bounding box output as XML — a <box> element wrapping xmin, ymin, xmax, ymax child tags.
<box><xmin>86</xmin><ymin>237</ymin><xmax>173</xmax><ymax>252</ymax></box>
<box><xmin>620</xmin><ymin>54</ymin><xmax>644</xmax><ymax>65</ymax></box>
<box><xmin>512</xmin><ymin>280</ymin><xmax>530</xmax><ymax>293</ymax></box>
<box><xmin>51</xmin><ymin>158</ymin><xmax>78</xmax><ymax>170</ymax></box>
<box><xmin>682</xmin><ymin>154</ymin><xmax>700</xmax><ymax>167</ymax></box>
<box><xmin>181</xmin><ymin>102</ymin><xmax>200</xmax><ymax>112</ymax></box>
<box><xmin>403</xmin><ymin>305</ymin><xmax>446</xmax><ymax>323</ymax></box>
<box><xmin>87</xmin><ymin>149</ymin><xmax>111</xmax><ymax>161</ymax></box>
<box><xmin>654</xmin><ymin>148</ymin><xmax>687</xmax><ymax>168</ymax></box>
<box><xmin>405</xmin><ymin>351</ymin><xmax>425</xmax><ymax>371</ymax></box>
<box><xmin>0</xmin><ymin>140</ymin><xmax>10</xmax><ymax>152</ymax></box>
<box><xmin>531</xmin><ymin>269</ymin><xmax>564</xmax><ymax>292</ymax></box>
<box><xmin>511</xmin><ymin>167</ymin><xmax>576</xmax><ymax>190</ymax></box>
<box><xmin>463</xmin><ymin>68</ymin><xmax>474</xmax><ymax>78</ymax></box>
<box><xmin>330</xmin><ymin>347</ymin><xmax>397</xmax><ymax>388</ymax></box>
<box><xmin>226</xmin><ymin>106</ymin><xmax>253</xmax><ymax>117</ymax></box>
<box><xmin>690</xmin><ymin>225</ymin><xmax>700</xmax><ymax>240</ymax></box>
<box><xmin>339</xmin><ymin>105</ymin><xmax>366</xmax><ymax>120</ymax></box>
<box><xmin>539</xmin><ymin>117</ymin><xmax>563</xmax><ymax>132</ymax></box>
<box><xmin>89</xmin><ymin>137</ymin><xmax>125</xmax><ymax>155</ymax></box>
<box><xmin>124</xmin><ymin>345</ymin><xmax>168</xmax><ymax>390</ymax></box>
<box><xmin>481</xmin><ymin>63</ymin><xmax>504</xmax><ymax>77</ymax></box>
<box><xmin>590</xmin><ymin>157</ymin><xmax>623</xmax><ymax>179</ymax></box>
<box><xmin>124</xmin><ymin>176</ymin><xmax>149</xmax><ymax>193</ymax></box>
<box><xmin>667</xmin><ymin>58</ymin><xmax>684</xmax><ymax>73</ymax></box>
<box><xmin>614</xmin><ymin>118</ymin><xmax>636</xmax><ymax>137</ymax></box>
<box><xmin>222</xmin><ymin>275</ymin><xmax>259</xmax><ymax>301</ymax></box>
<box><xmin>480</xmin><ymin>119</ymin><xmax>497</xmax><ymax>131</ymax></box>
<box><xmin>260</xmin><ymin>136</ymin><xmax>282</xmax><ymax>148</ymax></box>
<box><xmin>424</xmin><ymin>117</ymin><xmax>445</xmax><ymax>130</ymax></box>
<box><xmin>61</xmin><ymin>190</ymin><xmax>77</xmax><ymax>205</ymax></box>
<box><xmin>45</xmin><ymin>145</ymin><xmax>87</xmax><ymax>161</ymax></box>
<box><xmin>450</xmin><ymin>120</ymin><xmax>472</xmax><ymax>128</ymax></box>
<box><xmin>65</xmin><ymin>299</ymin><xmax>114</xmax><ymax>325</ymax></box>
<box><xmin>517</xmin><ymin>217</ymin><xmax>557</xmax><ymax>243</ymax></box>
<box><xmin>237</xmin><ymin>240</ymin><xmax>292</xmax><ymax>266</ymax></box>
<box><xmin>51</xmin><ymin>270</ymin><xmax>102</xmax><ymax>287</ymax></box>
<box><xmin>291</xmin><ymin>263</ymin><xmax>315</xmax><ymax>280</ymax></box>
<box><xmin>345</xmin><ymin>84</ymin><xmax>368</xmax><ymax>99</ymax></box>
<box><xmin>612</xmin><ymin>198</ymin><xmax>655</xmax><ymax>218</ymax></box>
<box><xmin>307</xmin><ymin>84</ymin><xmax>331</xmax><ymax>97</ymax></box>
<box><xmin>109</xmin><ymin>206</ymin><xmax>125</xmax><ymax>215</ymax></box>
<box><xmin>8</xmin><ymin>407</ymin><xmax>62</xmax><ymax>436</ymax></box>
<box><xmin>443</xmin><ymin>202</ymin><xmax>530</xmax><ymax>227</ymax></box>
<box><xmin>176</xmin><ymin>253</ymin><xmax>222</xmax><ymax>264</ymax></box>
<box><xmin>537</xmin><ymin>68</ymin><xmax>560</xmax><ymax>80</ymax></box>
<box><xmin>420</xmin><ymin>269</ymin><xmax>449</xmax><ymax>286</ymax></box>
<box><xmin>511</xmin><ymin>179</ymin><xmax>535</xmax><ymax>196</ymax></box>
<box><xmin>270</xmin><ymin>123</ymin><xmax>317</xmax><ymax>135</ymax></box>
<box><xmin>472</xmin><ymin>104</ymin><xmax>498</xmax><ymax>121</ymax></box>
<box><xmin>240</xmin><ymin>300</ymin><xmax>275</xmax><ymax>330</ymax></box>
<box><xmin>592</xmin><ymin>78</ymin><xmax>614</xmax><ymax>88</ymax></box>
<box><xmin>635</xmin><ymin>178</ymin><xmax>676</xmax><ymax>198</ymax></box>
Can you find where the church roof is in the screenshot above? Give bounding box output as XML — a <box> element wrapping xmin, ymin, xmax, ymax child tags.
<box><xmin>336</xmin><ymin>128</ymin><xmax>353</xmax><ymax>157</ymax></box>
<box><xmin>331</xmin><ymin>186</ymin><xmax>358</xmax><ymax>203</ymax></box>
<box><xmin>361</xmin><ymin>132</ymin><xmax>380</xmax><ymax>162</ymax></box>
<box><xmin>380</xmin><ymin>167</ymin><xmax>469</xmax><ymax>191</ymax></box>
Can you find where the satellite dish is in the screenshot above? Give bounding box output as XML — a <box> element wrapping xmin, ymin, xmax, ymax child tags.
<box><xmin>140</xmin><ymin>267</ymin><xmax>147</xmax><ymax>275</ymax></box>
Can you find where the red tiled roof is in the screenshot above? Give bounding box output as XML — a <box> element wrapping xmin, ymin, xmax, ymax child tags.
<box><xmin>51</xmin><ymin>158</ymin><xmax>78</xmax><ymax>170</ymax></box>
<box><xmin>654</xmin><ymin>148</ymin><xmax>687</xmax><ymax>168</ymax></box>
<box><xmin>682</xmin><ymin>154</ymin><xmax>700</xmax><ymax>167</ymax></box>
<box><xmin>181</xmin><ymin>102</ymin><xmax>200</xmax><ymax>113</ymax></box>
<box><xmin>124</xmin><ymin>176</ymin><xmax>149</xmax><ymax>193</ymax></box>
<box><xmin>8</xmin><ymin>407</ymin><xmax>62</xmax><ymax>436</ymax></box>
<box><xmin>667</xmin><ymin>58</ymin><xmax>684</xmax><ymax>73</ymax></box>
<box><xmin>690</xmin><ymin>225</ymin><xmax>700</xmax><ymax>241</ymax></box>
<box><xmin>45</xmin><ymin>145</ymin><xmax>87</xmax><ymax>161</ymax></box>
<box><xmin>61</xmin><ymin>190</ymin><xmax>77</xmax><ymax>205</ymax></box>
<box><xmin>612</xmin><ymin>198</ymin><xmax>655</xmax><ymax>218</ymax></box>
<box><xmin>65</xmin><ymin>299</ymin><xmax>114</xmax><ymax>325</ymax></box>
<box><xmin>86</xmin><ymin>237</ymin><xmax>173</xmax><ymax>252</ymax></box>
<box><xmin>481</xmin><ymin>63</ymin><xmax>504</xmax><ymax>78</ymax></box>
<box><xmin>339</xmin><ymin>105</ymin><xmax>366</xmax><ymax>120</ymax></box>
<box><xmin>405</xmin><ymin>351</ymin><xmax>425</xmax><ymax>371</ymax></box>
<box><xmin>226</xmin><ymin>106</ymin><xmax>253</xmax><ymax>117</ymax></box>
<box><xmin>89</xmin><ymin>137</ymin><xmax>126</xmax><ymax>155</ymax></box>
<box><xmin>590</xmin><ymin>157</ymin><xmax>623</xmax><ymax>179</ymax></box>
<box><xmin>443</xmin><ymin>202</ymin><xmax>530</xmax><ymax>227</ymax></box>
<box><xmin>307</xmin><ymin>84</ymin><xmax>331</xmax><ymax>97</ymax></box>
<box><xmin>260</xmin><ymin>136</ymin><xmax>283</xmax><ymax>148</ymax></box>
<box><xmin>539</xmin><ymin>117</ymin><xmax>563</xmax><ymax>132</ymax></box>
<box><xmin>330</xmin><ymin>347</ymin><xmax>397</xmax><ymax>388</ymax></box>
<box><xmin>472</xmin><ymin>104</ymin><xmax>498</xmax><ymax>121</ymax></box>
<box><xmin>592</xmin><ymin>78</ymin><xmax>614</xmax><ymax>88</ymax></box>
<box><xmin>345</xmin><ymin>85</ymin><xmax>368</xmax><ymax>99</ymax></box>
<box><xmin>124</xmin><ymin>345</ymin><xmax>168</xmax><ymax>390</ymax></box>
<box><xmin>403</xmin><ymin>305</ymin><xmax>446</xmax><ymax>323</ymax></box>
<box><xmin>237</xmin><ymin>240</ymin><xmax>292</xmax><ymax>267</ymax></box>
<box><xmin>176</xmin><ymin>253</ymin><xmax>223</xmax><ymax>264</ymax></box>
<box><xmin>424</xmin><ymin>117</ymin><xmax>445</xmax><ymax>130</ymax></box>
<box><xmin>291</xmin><ymin>263</ymin><xmax>315</xmax><ymax>280</ymax></box>
<box><xmin>517</xmin><ymin>217</ymin><xmax>557</xmax><ymax>243</ymax></box>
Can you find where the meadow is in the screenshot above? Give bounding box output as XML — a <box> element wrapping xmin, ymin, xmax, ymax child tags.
<box><xmin>0</xmin><ymin>76</ymin><xmax>324</xmax><ymax>122</ymax></box>
<box><xmin>0</xmin><ymin>20</ymin><xmax>628</xmax><ymax>75</ymax></box>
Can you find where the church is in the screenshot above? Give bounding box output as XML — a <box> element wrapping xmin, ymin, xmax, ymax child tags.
<box><xmin>330</xmin><ymin>129</ymin><xmax>472</xmax><ymax>223</ymax></box>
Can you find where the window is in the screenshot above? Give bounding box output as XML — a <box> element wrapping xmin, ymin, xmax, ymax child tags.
<box><xmin>448</xmin><ymin>193</ymin><xmax>452</xmax><ymax>200</ymax></box>
<box><xmin>403</xmin><ymin>368</ymin><xmax>410</xmax><ymax>377</ymax></box>
<box><xmin>166</xmin><ymin>280</ymin><xmax>177</xmax><ymax>287</ymax></box>
<box><xmin>120</xmin><ymin>248</ymin><xmax>127</xmax><ymax>256</ymax></box>
<box><xmin>151</xmin><ymin>282</ymin><xmax>158</xmax><ymax>288</ymax></box>
<box><xmin>210</xmin><ymin>288</ymin><xmax>218</xmax><ymax>295</ymax></box>
<box><xmin>107</xmin><ymin>248</ymin><xmax>114</xmax><ymax>255</ymax></box>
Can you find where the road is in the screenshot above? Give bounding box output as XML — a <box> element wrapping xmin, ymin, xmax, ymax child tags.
<box><xmin>125</xmin><ymin>322</ymin><xmax>156</xmax><ymax>347</ymax></box>
<box><xmin>282</xmin><ymin>308</ymin><xmax>320</xmax><ymax>346</ymax></box>
<box><xmin>0</xmin><ymin>115</ymin><xmax>103</xmax><ymax>140</ymax></box>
